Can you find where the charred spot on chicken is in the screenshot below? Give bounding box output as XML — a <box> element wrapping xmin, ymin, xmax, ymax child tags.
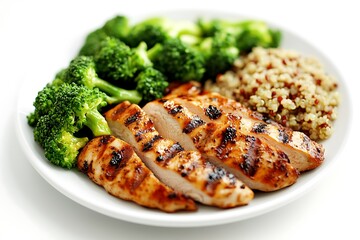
<box><xmin>205</xmin><ymin>105</ymin><xmax>222</xmax><ymax>120</ymax></box>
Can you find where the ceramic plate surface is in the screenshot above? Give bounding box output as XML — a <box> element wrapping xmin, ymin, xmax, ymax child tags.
<box><xmin>16</xmin><ymin>10</ymin><xmax>350</xmax><ymax>227</ymax></box>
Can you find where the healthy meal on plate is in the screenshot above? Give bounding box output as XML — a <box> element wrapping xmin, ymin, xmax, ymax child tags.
<box><xmin>27</xmin><ymin>15</ymin><xmax>340</xmax><ymax>212</ymax></box>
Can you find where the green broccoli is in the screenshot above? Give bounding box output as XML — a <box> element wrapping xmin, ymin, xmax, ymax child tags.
<box><xmin>53</xmin><ymin>83</ymin><xmax>110</xmax><ymax>136</ymax></box>
<box><xmin>27</xmin><ymin>84</ymin><xmax>59</xmax><ymax>127</ymax></box>
<box><xmin>126</xmin><ymin>23</ymin><xmax>168</xmax><ymax>49</ymax></box>
<box><xmin>62</xmin><ymin>53</ymin><xmax>167</xmax><ymax>105</ymax></box>
<box><xmin>198</xmin><ymin>31</ymin><xmax>239</xmax><ymax>80</ymax></box>
<box><xmin>102</xmin><ymin>15</ymin><xmax>129</xmax><ymax>41</ymax></box>
<box><xmin>148</xmin><ymin>38</ymin><xmax>205</xmax><ymax>82</ymax></box>
<box><xmin>126</xmin><ymin>17</ymin><xmax>201</xmax><ymax>48</ymax></box>
<box><xmin>135</xmin><ymin>67</ymin><xmax>169</xmax><ymax>102</ymax></box>
<box><xmin>94</xmin><ymin>37</ymin><xmax>151</xmax><ymax>84</ymax></box>
<box><xmin>197</xmin><ymin>18</ymin><xmax>281</xmax><ymax>52</ymax></box>
<box><xmin>63</xmin><ymin>55</ymin><xmax>142</xmax><ymax>104</ymax></box>
<box><xmin>32</xmin><ymin>83</ymin><xmax>111</xmax><ymax>169</ymax></box>
<box><xmin>34</xmin><ymin>114</ymin><xmax>89</xmax><ymax>169</ymax></box>
<box><xmin>236</xmin><ymin>20</ymin><xmax>281</xmax><ymax>52</ymax></box>
<box><xmin>197</xmin><ymin>18</ymin><xmax>226</xmax><ymax>37</ymax></box>
<box><xmin>78</xmin><ymin>15</ymin><xmax>129</xmax><ymax>56</ymax></box>
<box><xmin>78</xmin><ymin>29</ymin><xmax>108</xmax><ymax>56</ymax></box>
<box><xmin>268</xmin><ymin>29</ymin><xmax>282</xmax><ymax>48</ymax></box>
<box><xmin>52</xmin><ymin>68</ymin><xmax>67</xmax><ymax>85</ymax></box>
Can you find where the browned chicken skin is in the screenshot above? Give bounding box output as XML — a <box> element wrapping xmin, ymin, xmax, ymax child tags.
<box><xmin>77</xmin><ymin>135</ymin><xmax>197</xmax><ymax>212</ymax></box>
<box><xmin>143</xmin><ymin>99</ymin><xmax>299</xmax><ymax>192</ymax></box>
<box><xmin>104</xmin><ymin>102</ymin><xmax>254</xmax><ymax>208</ymax></box>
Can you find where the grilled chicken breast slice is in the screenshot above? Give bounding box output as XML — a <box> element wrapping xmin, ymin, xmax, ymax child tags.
<box><xmin>77</xmin><ymin>135</ymin><xmax>196</xmax><ymax>212</ymax></box>
<box><xmin>104</xmin><ymin>102</ymin><xmax>254</xmax><ymax>208</ymax></box>
<box><xmin>143</xmin><ymin>99</ymin><xmax>299</xmax><ymax>192</ymax></box>
<box><xmin>168</xmin><ymin>92</ymin><xmax>324</xmax><ymax>172</ymax></box>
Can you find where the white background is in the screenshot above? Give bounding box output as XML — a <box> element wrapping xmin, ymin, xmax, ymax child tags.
<box><xmin>1</xmin><ymin>0</ymin><xmax>359</xmax><ymax>239</ymax></box>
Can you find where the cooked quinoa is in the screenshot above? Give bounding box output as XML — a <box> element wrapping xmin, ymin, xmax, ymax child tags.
<box><xmin>204</xmin><ymin>47</ymin><xmax>340</xmax><ymax>140</ymax></box>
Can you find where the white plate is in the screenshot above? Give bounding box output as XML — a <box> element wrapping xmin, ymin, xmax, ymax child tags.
<box><xmin>16</xmin><ymin>10</ymin><xmax>351</xmax><ymax>227</ymax></box>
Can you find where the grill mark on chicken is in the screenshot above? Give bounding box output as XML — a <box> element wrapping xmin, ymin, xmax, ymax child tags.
<box><xmin>278</xmin><ymin>129</ymin><xmax>290</xmax><ymax>144</ymax></box>
<box><xmin>252</xmin><ymin>122</ymin><xmax>268</xmax><ymax>134</ymax></box>
<box><xmin>176</xmin><ymin>152</ymin><xmax>199</xmax><ymax>178</ymax></box>
<box><xmin>125</xmin><ymin>111</ymin><xmax>141</xmax><ymax>126</ymax></box>
<box><xmin>207</xmin><ymin>165</ymin><xmax>230</xmax><ymax>183</ymax></box>
<box><xmin>168</xmin><ymin>105</ymin><xmax>183</xmax><ymax>115</ymax></box>
<box><xmin>164</xmin><ymin>101</ymin><xmax>206</xmax><ymax>134</ymax></box>
<box><xmin>142</xmin><ymin>134</ymin><xmax>162</xmax><ymax>152</ymax></box>
<box><xmin>164</xmin><ymin>101</ymin><xmax>205</xmax><ymax>134</ymax></box>
<box><xmin>204</xmin><ymin>166</ymin><xmax>238</xmax><ymax>196</ymax></box>
<box><xmin>156</xmin><ymin>142</ymin><xmax>184</xmax><ymax>163</ymax></box>
<box><xmin>100</xmin><ymin>135</ymin><xmax>113</xmax><ymax>144</ymax></box>
<box><xmin>111</xmin><ymin>104</ymin><xmax>128</xmax><ymax>118</ymax></box>
<box><xmin>205</xmin><ymin>105</ymin><xmax>222</xmax><ymax>120</ymax></box>
<box><xmin>130</xmin><ymin>165</ymin><xmax>149</xmax><ymax>193</ymax></box>
<box><xmin>81</xmin><ymin>135</ymin><xmax>114</xmax><ymax>174</ymax></box>
<box><xmin>215</xmin><ymin>126</ymin><xmax>237</xmax><ymax>159</ymax></box>
<box><xmin>134</xmin><ymin>119</ymin><xmax>154</xmax><ymax>142</ymax></box>
<box><xmin>183</xmin><ymin>116</ymin><xmax>205</xmax><ymax>134</ymax></box>
<box><xmin>301</xmin><ymin>134</ymin><xmax>311</xmax><ymax>151</ymax></box>
<box><xmin>278</xmin><ymin>151</ymin><xmax>291</xmax><ymax>163</ymax></box>
<box><xmin>80</xmin><ymin>160</ymin><xmax>90</xmax><ymax>174</ymax></box>
<box><xmin>105</xmin><ymin>144</ymin><xmax>133</xmax><ymax>181</ymax></box>
<box><xmin>223</xmin><ymin>127</ymin><xmax>237</xmax><ymax>144</ymax></box>
<box><xmin>239</xmin><ymin>136</ymin><xmax>261</xmax><ymax>177</ymax></box>
<box><xmin>109</xmin><ymin>150</ymin><xmax>123</xmax><ymax>167</ymax></box>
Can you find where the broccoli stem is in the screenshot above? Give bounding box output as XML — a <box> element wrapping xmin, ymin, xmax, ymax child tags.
<box><xmin>105</xmin><ymin>88</ymin><xmax>142</xmax><ymax>104</ymax></box>
<box><xmin>92</xmin><ymin>77</ymin><xmax>142</xmax><ymax>104</ymax></box>
<box><xmin>146</xmin><ymin>43</ymin><xmax>162</xmax><ymax>61</ymax></box>
<box><xmin>84</xmin><ymin>109</ymin><xmax>111</xmax><ymax>136</ymax></box>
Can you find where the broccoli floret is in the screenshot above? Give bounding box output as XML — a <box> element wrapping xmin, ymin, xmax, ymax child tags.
<box><xmin>148</xmin><ymin>38</ymin><xmax>205</xmax><ymax>82</ymax></box>
<box><xmin>31</xmin><ymin>83</ymin><xmax>111</xmax><ymax>169</ymax></box>
<box><xmin>78</xmin><ymin>29</ymin><xmax>108</xmax><ymax>56</ymax></box>
<box><xmin>53</xmin><ymin>84</ymin><xmax>110</xmax><ymax>136</ymax></box>
<box><xmin>27</xmin><ymin>84</ymin><xmax>59</xmax><ymax>127</ymax></box>
<box><xmin>126</xmin><ymin>17</ymin><xmax>201</xmax><ymax>48</ymax></box>
<box><xmin>236</xmin><ymin>20</ymin><xmax>280</xmax><ymax>52</ymax></box>
<box><xmin>135</xmin><ymin>67</ymin><xmax>169</xmax><ymax>102</ymax></box>
<box><xmin>78</xmin><ymin>16</ymin><xmax>129</xmax><ymax>56</ymax></box>
<box><xmin>126</xmin><ymin>23</ymin><xmax>168</xmax><ymax>48</ymax></box>
<box><xmin>36</xmin><ymin>83</ymin><xmax>110</xmax><ymax>136</ymax></box>
<box><xmin>197</xmin><ymin>18</ymin><xmax>281</xmax><ymax>52</ymax></box>
<box><xmin>131</xmin><ymin>41</ymin><xmax>153</xmax><ymax>71</ymax></box>
<box><xmin>94</xmin><ymin>37</ymin><xmax>151</xmax><ymax>84</ymax></box>
<box><xmin>102</xmin><ymin>15</ymin><xmax>129</xmax><ymax>41</ymax></box>
<box><xmin>34</xmin><ymin>114</ymin><xmax>88</xmax><ymax>169</ymax></box>
<box><xmin>197</xmin><ymin>18</ymin><xmax>225</xmax><ymax>37</ymax></box>
<box><xmin>64</xmin><ymin>55</ymin><xmax>142</xmax><ymax>104</ymax></box>
<box><xmin>198</xmin><ymin>32</ymin><xmax>239</xmax><ymax>80</ymax></box>
<box><xmin>268</xmin><ymin>29</ymin><xmax>282</xmax><ymax>48</ymax></box>
<box><xmin>51</xmin><ymin>68</ymin><xmax>67</xmax><ymax>86</ymax></box>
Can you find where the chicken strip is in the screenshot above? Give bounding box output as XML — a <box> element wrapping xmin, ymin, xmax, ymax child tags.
<box><xmin>104</xmin><ymin>102</ymin><xmax>254</xmax><ymax>208</ymax></box>
<box><xmin>143</xmin><ymin>99</ymin><xmax>299</xmax><ymax>192</ymax></box>
<box><xmin>167</xmin><ymin>92</ymin><xmax>324</xmax><ymax>172</ymax></box>
<box><xmin>77</xmin><ymin>135</ymin><xmax>197</xmax><ymax>212</ymax></box>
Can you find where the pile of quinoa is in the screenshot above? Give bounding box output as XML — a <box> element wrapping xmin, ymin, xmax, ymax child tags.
<box><xmin>204</xmin><ymin>47</ymin><xmax>340</xmax><ymax>140</ymax></box>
